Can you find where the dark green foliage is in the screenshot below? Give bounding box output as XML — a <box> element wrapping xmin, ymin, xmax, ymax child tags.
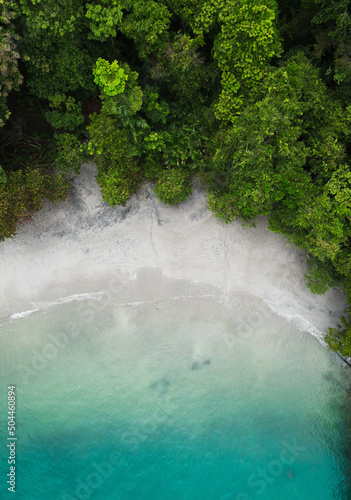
<box><xmin>143</xmin><ymin>87</ymin><xmax>170</xmax><ymax>124</ymax></box>
<box><xmin>54</xmin><ymin>133</ymin><xmax>88</xmax><ymax>174</ymax></box>
<box><xmin>325</xmin><ymin>313</ymin><xmax>351</xmax><ymax>357</ymax></box>
<box><xmin>151</xmin><ymin>33</ymin><xmax>208</xmax><ymax>100</ymax></box>
<box><xmin>304</xmin><ymin>256</ymin><xmax>343</xmax><ymax>295</ymax></box>
<box><xmin>0</xmin><ymin>1</ymin><xmax>23</xmax><ymax>127</ymax></box>
<box><xmin>0</xmin><ymin>168</ymin><xmax>69</xmax><ymax>241</ymax></box>
<box><xmin>120</xmin><ymin>0</ymin><xmax>171</xmax><ymax>58</ymax></box>
<box><xmin>0</xmin><ymin>166</ymin><xmax>7</xmax><ymax>184</ymax></box>
<box><xmin>0</xmin><ymin>116</ymin><xmax>56</xmax><ymax>172</ymax></box>
<box><xmin>44</xmin><ymin>94</ymin><xmax>85</xmax><ymax>132</ymax></box>
<box><xmin>144</xmin><ymin>120</ymin><xmax>208</xmax><ymax>172</ymax></box>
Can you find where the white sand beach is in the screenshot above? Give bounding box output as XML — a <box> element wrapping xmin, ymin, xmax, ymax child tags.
<box><xmin>0</xmin><ymin>164</ymin><xmax>346</xmax><ymax>337</ymax></box>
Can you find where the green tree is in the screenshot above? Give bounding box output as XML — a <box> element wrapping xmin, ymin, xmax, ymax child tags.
<box><xmin>325</xmin><ymin>312</ymin><xmax>351</xmax><ymax>357</ymax></box>
<box><xmin>93</xmin><ymin>58</ymin><xmax>128</xmax><ymax>96</ymax></box>
<box><xmin>0</xmin><ymin>0</ymin><xmax>23</xmax><ymax>127</ymax></box>
<box><xmin>0</xmin><ymin>169</ymin><xmax>69</xmax><ymax>241</ymax></box>
<box><xmin>85</xmin><ymin>0</ymin><xmax>124</xmax><ymax>41</ymax></box>
<box><xmin>121</xmin><ymin>0</ymin><xmax>171</xmax><ymax>58</ymax></box>
<box><xmin>194</xmin><ymin>0</ymin><xmax>282</xmax><ymax>121</ymax></box>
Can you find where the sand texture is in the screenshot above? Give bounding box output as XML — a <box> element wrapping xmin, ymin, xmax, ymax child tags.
<box><xmin>0</xmin><ymin>164</ymin><xmax>346</xmax><ymax>336</ymax></box>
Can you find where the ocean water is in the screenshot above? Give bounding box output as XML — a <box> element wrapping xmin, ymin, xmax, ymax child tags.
<box><xmin>0</xmin><ymin>276</ymin><xmax>350</xmax><ymax>500</ymax></box>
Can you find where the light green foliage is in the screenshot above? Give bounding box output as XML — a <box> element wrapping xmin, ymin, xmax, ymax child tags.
<box><xmin>85</xmin><ymin>0</ymin><xmax>124</xmax><ymax>41</ymax></box>
<box><xmin>101</xmin><ymin>64</ymin><xmax>143</xmax><ymax>118</ymax></box>
<box><xmin>93</xmin><ymin>58</ymin><xmax>128</xmax><ymax>97</ymax></box>
<box><xmin>154</xmin><ymin>169</ymin><xmax>192</xmax><ymax>204</ymax></box>
<box><xmin>98</xmin><ymin>168</ymin><xmax>131</xmax><ymax>206</ymax></box>
<box><xmin>87</xmin><ymin>113</ymin><xmax>130</xmax><ymax>158</ymax></box>
<box><xmin>207</xmin><ymin>53</ymin><xmax>318</xmax><ymax>223</ymax></box>
<box><xmin>117</xmin><ymin>67</ymin><xmax>144</xmax><ymax>117</ymax></box>
<box><xmin>19</xmin><ymin>0</ymin><xmax>84</xmax><ymax>37</ymax></box>
<box><xmin>144</xmin><ymin>132</ymin><xmax>168</xmax><ymax>152</ymax></box>
<box><xmin>93</xmin><ymin>60</ymin><xmax>143</xmax><ymax>124</ymax></box>
<box><xmin>194</xmin><ymin>0</ymin><xmax>282</xmax><ymax>121</ymax></box>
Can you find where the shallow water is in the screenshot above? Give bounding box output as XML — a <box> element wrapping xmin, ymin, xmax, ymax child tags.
<box><xmin>0</xmin><ymin>273</ymin><xmax>350</xmax><ymax>500</ymax></box>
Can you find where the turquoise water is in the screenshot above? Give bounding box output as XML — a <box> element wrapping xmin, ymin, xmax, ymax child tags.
<box><xmin>0</xmin><ymin>286</ymin><xmax>350</xmax><ymax>500</ymax></box>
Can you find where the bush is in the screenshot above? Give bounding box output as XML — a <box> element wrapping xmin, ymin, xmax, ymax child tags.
<box><xmin>97</xmin><ymin>161</ymin><xmax>142</xmax><ymax>206</ymax></box>
<box><xmin>325</xmin><ymin>313</ymin><xmax>351</xmax><ymax>357</ymax></box>
<box><xmin>154</xmin><ymin>169</ymin><xmax>191</xmax><ymax>205</ymax></box>
<box><xmin>207</xmin><ymin>191</ymin><xmax>239</xmax><ymax>223</ymax></box>
<box><xmin>44</xmin><ymin>173</ymin><xmax>70</xmax><ymax>201</ymax></box>
<box><xmin>0</xmin><ymin>168</ymin><xmax>70</xmax><ymax>241</ymax></box>
<box><xmin>55</xmin><ymin>133</ymin><xmax>87</xmax><ymax>174</ymax></box>
<box><xmin>0</xmin><ymin>172</ymin><xmax>26</xmax><ymax>240</ymax></box>
<box><xmin>143</xmin><ymin>156</ymin><xmax>164</xmax><ymax>182</ymax></box>
<box><xmin>304</xmin><ymin>256</ymin><xmax>342</xmax><ymax>295</ymax></box>
<box><xmin>97</xmin><ymin>169</ymin><xmax>131</xmax><ymax>206</ymax></box>
<box><xmin>0</xmin><ymin>166</ymin><xmax>6</xmax><ymax>184</ymax></box>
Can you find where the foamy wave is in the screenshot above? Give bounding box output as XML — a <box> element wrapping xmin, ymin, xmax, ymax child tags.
<box><xmin>115</xmin><ymin>293</ymin><xmax>218</xmax><ymax>308</ymax></box>
<box><xmin>33</xmin><ymin>291</ymin><xmax>105</xmax><ymax>308</ymax></box>
<box><xmin>277</xmin><ymin>312</ymin><xmax>326</xmax><ymax>345</ymax></box>
<box><xmin>261</xmin><ymin>295</ymin><xmax>327</xmax><ymax>344</ymax></box>
<box><xmin>10</xmin><ymin>309</ymin><xmax>40</xmax><ymax>320</ymax></box>
<box><xmin>10</xmin><ymin>292</ymin><xmax>105</xmax><ymax>320</ymax></box>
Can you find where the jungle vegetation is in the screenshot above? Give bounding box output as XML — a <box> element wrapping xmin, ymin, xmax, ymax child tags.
<box><xmin>1</xmin><ymin>0</ymin><xmax>351</xmax><ymax>355</ymax></box>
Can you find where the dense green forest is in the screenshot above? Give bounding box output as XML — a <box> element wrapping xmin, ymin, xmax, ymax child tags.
<box><xmin>1</xmin><ymin>0</ymin><xmax>351</xmax><ymax>355</ymax></box>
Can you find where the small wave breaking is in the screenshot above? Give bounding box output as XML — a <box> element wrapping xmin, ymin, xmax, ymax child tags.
<box><xmin>10</xmin><ymin>291</ymin><xmax>105</xmax><ymax>320</ymax></box>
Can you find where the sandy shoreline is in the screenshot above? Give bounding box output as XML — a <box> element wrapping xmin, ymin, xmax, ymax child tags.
<box><xmin>0</xmin><ymin>164</ymin><xmax>346</xmax><ymax>335</ymax></box>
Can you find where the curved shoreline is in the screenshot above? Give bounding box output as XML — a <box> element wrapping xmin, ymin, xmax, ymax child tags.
<box><xmin>0</xmin><ymin>163</ymin><xmax>346</xmax><ymax>336</ymax></box>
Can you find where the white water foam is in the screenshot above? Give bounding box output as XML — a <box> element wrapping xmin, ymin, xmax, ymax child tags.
<box><xmin>276</xmin><ymin>312</ymin><xmax>326</xmax><ymax>344</ymax></box>
<box><xmin>9</xmin><ymin>291</ymin><xmax>105</xmax><ymax>320</ymax></box>
<box><xmin>10</xmin><ymin>308</ymin><xmax>40</xmax><ymax>320</ymax></box>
